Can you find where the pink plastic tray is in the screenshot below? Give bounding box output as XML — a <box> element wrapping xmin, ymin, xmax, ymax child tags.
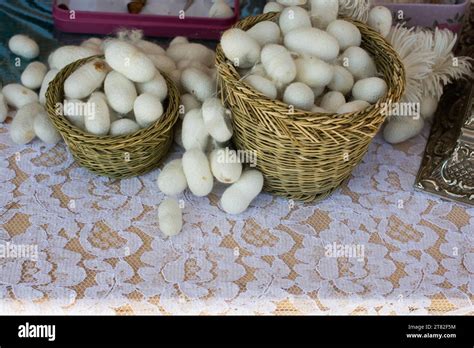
<box><xmin>53</xmin><ymin>0</ymin><xmax>240</xmax><ymax>40</ymax></box>
<box><xmin>376</xmin><ymin>0</ymin><xmax>469</xmax><ymax>33</ymax></box>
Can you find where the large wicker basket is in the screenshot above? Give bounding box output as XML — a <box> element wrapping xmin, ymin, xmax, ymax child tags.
<box><xmin>216</xmin><ymin>13</ymin><xmax>406</xmax><ymax>202</ymax></box>
<box><xmin>45</xmin><ymin>55</ymin><xmax>180</xmax><ymax>178</ymax></box>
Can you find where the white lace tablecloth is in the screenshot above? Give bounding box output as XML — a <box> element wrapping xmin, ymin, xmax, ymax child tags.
<box><xmin>0</xmin><ymin>118</ymin><xmax>473</xmax><ymax>315</ymax></box>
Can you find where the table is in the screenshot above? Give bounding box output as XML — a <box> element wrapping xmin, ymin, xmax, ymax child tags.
<box><xmin>0</xmin><ymin>0</ymin><xmax>472</xmax><ymax>315</ymax></box>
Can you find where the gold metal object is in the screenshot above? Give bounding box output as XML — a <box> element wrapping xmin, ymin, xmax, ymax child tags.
<box><xmin>414</xmin><ymin>4</ymin><xmax>474</xmax><ymax>205</ymax></box>
<box><xmin>415</xmin><ymin>79</ymin><xmax>474</xmax><ymax>205</ymax></box>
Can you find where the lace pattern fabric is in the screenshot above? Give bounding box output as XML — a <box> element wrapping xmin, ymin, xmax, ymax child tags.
<box><xmin>0</xmin><ymin>119</ymin><xmax>473</xmax><ymax>315</ymax></box>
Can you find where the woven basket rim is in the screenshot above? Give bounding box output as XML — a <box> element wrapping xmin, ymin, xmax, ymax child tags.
<box><xmin>215</xmin><ymin>13</ymin><xmax>406</xmax><ymax>126</ymax></box>
<box><xmin>45</xmin><ymin>55</ymin><xmax>179</xmax><ymax>146</ymax></box>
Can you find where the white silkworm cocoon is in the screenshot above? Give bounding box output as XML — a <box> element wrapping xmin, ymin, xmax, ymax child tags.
<box><xmin>158</xmin><ymin>198</ymin><xmax>183</xmax><ymax>237</ymax></box>
<box><xmin>157</xmin><ymin>159</ymin><xmax>188</xmax><ymax>196</ymax></box>
<box><xmin>220</xmin><ymin>170</ymin><xmax>264</xmax><ymax>214</ymax></box>
<box><xmin>182</xmin><ymin>148</ymin><xmax>214</xmax><ymax>197</ymax></box>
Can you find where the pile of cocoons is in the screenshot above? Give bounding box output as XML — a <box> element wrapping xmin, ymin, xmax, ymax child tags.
<box><xmin>149</xmin><ymin>31</ymin><xmax>264</xmax><ymax>237</ymax></box>
<box><xmin>221</xmin><ymin>1</ymin><xmax>388</xmax><ymax>115</ymax></box>
<box><xmin>1</xmin><ymin>32</ymin><xmax>163</xmax><ymax>142</ymax></box>
<box><xmin>240</xmin><ymin>1</ymin><xmax>464</xmax><ymax>146</ymax></box>
<box><xmin>1</xmin><ymin>29</ymin><xmax>220</xmax><ymax>143</ymax></box>
<box><xmin>2</xmin><ymin>31</ymin><xmax>264</xmax><ymax>238</ymax></box>
<box><xmin>157</xmin><ymin>96</ymin><xmax>264</xmax><ymax>237</ymax></box>
<box><xmin>2</xmin><ymin>34</ymin><xmax>61</xmax><ymax>145</ymax></box>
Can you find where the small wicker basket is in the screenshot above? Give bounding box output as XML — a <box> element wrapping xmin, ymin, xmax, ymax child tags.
<box><xmin>45</xmin><ymin>55</ymin><xmax>179</xmax><ymax>178</ymax></box>
<box><xmin>216</xmin><ymin>13</ymin><xmax>406</xmax><ymax>202</ymax></box>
